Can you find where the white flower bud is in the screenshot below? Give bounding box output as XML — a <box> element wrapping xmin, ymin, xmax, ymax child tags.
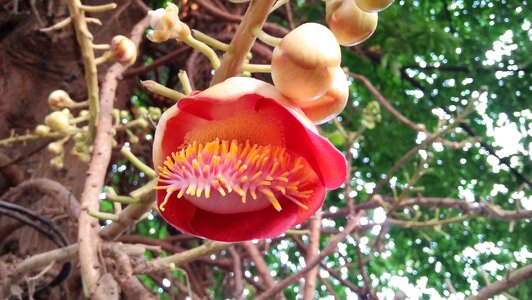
<box><xmin>47</xmin><ymin>141</ymin><xmax>63</xmax><ymax>155</ymax></box>
<box><xmin>326</xmin><ymin>0</ymin><xmax>378</xmax><ymax>46</ymax></box>
<box><xmin>35</xmin><ymin>125</ymin><xmax>51</xmax><ymax>137</ymax></box>
<box><xmin>271</xmin><ymin>23</ymin><xmax>341</xmax><ymax>102</ymax></box>
<box><xmin>111</xmin><ymin>35</ymin><xmax>137</xmax><ymax>65</ymax></box>
<box><xmin>147</xmin><ymin>3</ymin><xmax>191</xmax><ymax>43</ymax></box>
<box><xmin>44</xmin><ymin>111</ymin><xmax>71</xmax><ymax>132</ymax></box>
<box><xmin>50</xmin><ymin>156</ymin><xmax>64</xmax><ymax>170</ymax></box>
<box><xmin>48</xmin><ymin>90</ymin><xmax>76</xmax><ymax>110</ymax></box>
<box><xmin>298</xmin><ymin>67</ymin><xmax>349</xmax><ymax>124</ymax></box>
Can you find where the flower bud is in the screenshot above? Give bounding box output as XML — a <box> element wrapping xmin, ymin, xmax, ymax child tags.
<box><xmin>50</xmin><ymin>156</ymin><xmax>64</xmax><ymax>170</ymax></box>
<box><xmin>120</xmin><ymin>110</ymin><xmax>130</xmax><ymax>120</ymax></box>
<box><xmin>147</xmin><ymin>3</ymin><xmax>191</xmax><ymax>43</ymax></box>
<box><xmin>48</xmin><ymin>90</ymin><xmax>76</xmax><ymax>110</ymax></box>
<box><xmin>298</xmin><ymin>67</ymin><xmax>349</xmax><ymax>124</ymax></box>
<box><xmin>355</xmin><ymin>0</ymin><xmax>394</xmax><ymax>13</ymax></box>
<box><xmin>137</xmin><ymin>118</ymin><xmax>149</xmax><ymax>129</ymax></box>
<box><xmin>45</xmin><ymin>111</ymin><xmax>71</xmax><ymax>132</ymax></box>
<box><xmin>35</xmin><ymin>125</ymin><xmax>51</xmax><ymax>137</ymax></box>
<box><xmin>137</xmin><ymin>107</ymin><xmax>148</xmax><ymax>116</ymax></box>
<box><xmin>148</xmin><ymin>107</ymin><xmax>162</xmax><ymax>120</ymax></box>
<box><xmin>111</xmin><ymin>35</ymin><xmax>137</xmax><ymax>65</ymax></box>
<box><xmin>47</xmin><ymin>141</ymin><xmax>64</xmax><ymax>155</ymax></box>
<box><xmin>326</xmin><ymin>0</ymin><xmax>378</xmax><ymax>46</ymax></box>
<box><xmin>271</xmin><ymin>23</ymin><xmax>341</xmax><ymax>102</ymax></box>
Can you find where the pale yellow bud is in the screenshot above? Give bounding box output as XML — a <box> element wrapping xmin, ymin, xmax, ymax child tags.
<box><xmin>35</xmin><ymin>125</ymin><xmax>51</xmax><ymax>137</ymax></box>
<box><xmin>44</xmin><ymin>111</ymin><xmax>71</xmax><ymax>132</ymax></box>
<box><xmin>111</xmin><ymin>35</ymin><xmax>137</xmax><ymax>65</ymax></box>
<box><xmin>147</xmin><ymin>3</ymin><xmax>191</xmax><ymax>43</ymax></box>
<box><xmin>355</xmin><ymin>0</ymin><xmax>395</xmax><ymax>13</ymax></box>
<box><xmin>148</xmin><ymin>107</ymin><xmax>162</xmax><ymax>120</ymax></box>
<box><xmin>326</xmin><ymin>0</ymin><xmax>378</xmax><ymax>46</ymax></box>
<box><xmin>48</xmin><ymin>90</ymin><xmax>76</xmax><ymax>110</ymax></box>
<box><xmin>47</xmin><ymin>141</ymin><xmax>63</xmax><ymax>155</ymax></box>
<box><xmin>271</xmin><ymin>23</ymin><xmax>341</xmax><ymax>101</ymax></box>
<box><xmin>50</xmin><ymin>156</ymin><xmax>64</xmax><ymax>170</ymax></box>
<box><xmin>298</xmin><ymin>67</ymin><xmax>349</xmax><ymax>124</ymax></box>
<box><xmin>137</xmin><ymin>118</ymin><xmax>149</xmax><ymax>129</ymax></box>
<box><xmin>79</xmin><ymin>110</ymin><xmax>89</xmax><ymax>117</ymax></box>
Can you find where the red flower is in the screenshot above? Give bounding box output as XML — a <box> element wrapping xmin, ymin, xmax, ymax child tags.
<box><xmin>153</xmin><ymin>77</ymin><xmax>346</xmax><ymax>242</ymax></box>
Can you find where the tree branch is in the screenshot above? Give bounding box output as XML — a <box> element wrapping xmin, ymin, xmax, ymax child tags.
<box><xmin>467</xmin><ymin>263</ymin><xmax>532</xmax><ymax>300</ymax></box>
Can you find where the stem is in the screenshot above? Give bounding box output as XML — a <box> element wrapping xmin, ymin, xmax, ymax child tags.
<box><xmin>95</xmin><ymin>51</ymin><xmax>116</xmax><ymax>65</ymax></box>
<box><xmin>78</xmin><ymin>3</ymin><xmax>117</xmax><ymax>12</ymax></box>
<box><xmin>40</xmin><ymin>17</ymin><xmax>72</xmax><ymax>32</ymax></box>
<box><xmin>141</xmin><ymin>241</ymin><xmax>232</xmax><ymax>273</ymax></box>
<box><xmin>252</xmin><ymin>27</ymin><xmax>281</xmax><ymax>47</ymax></box>
<box><xmin>106</xmin><ymin>194</ymin><xmax>141</xmax><ymax>204</ymax></box>
<box><xmin>241</xmin><ymin>63</ymin><xmax>272</xmax><ymax>73</ymax></box>
<box><xmin>178</xmin><ymin>70</ymin><xmax>193</xmax><ymax>95</ymax></box>
<box><xmin>66</xmin><ymin>0</ymin><xmax>100</xmax><ymax>144</ymax></box>
<box><xmin>120</xmin><ymin>146</ymin><xmax>157</xmax><ymax>178</ymax></box>
<box><xmin>182</xmin><ymin>35</ymin><xmax>221</xmax><ymax>69</ymax></box>
<box><xmin>0</xmin><ymin>132</ymin><xmax>65</xmax><ymax>146</ymax></box>
<box><xmin>141</xmin><ymin>80</ymin><xmax>185</xmax><ymax>101</ymax></box>
<box><xmin>92</xmin><ymin>44</ymin><xmax>110</xmax><ymax>50</ymax></box>
<box><xmin>211</xmin><ymin>0</ymin><xmax>276</xmax><ymax>84</ymax></box>
<box><xmin>192</xmin><ymin>30</ymin><xmax>230</xmax><ymax>52</ymax></box>
<box><xmin>270</xmin><ymin>0</ymin><xmax>289</xmax><ymax>13</ymax></box>
<box><xmin>88</xmin><ymin>210</ymin><xmax>119</xmax><ymax>221</ymax></box>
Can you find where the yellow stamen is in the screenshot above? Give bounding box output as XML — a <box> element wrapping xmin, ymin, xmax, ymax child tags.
<box><xmin>157</xmin><ymin>139</ymin><xmax>316</xmax><ymax>212</ymax></box>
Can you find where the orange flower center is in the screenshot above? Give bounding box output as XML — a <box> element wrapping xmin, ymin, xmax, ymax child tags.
<box><xmin>156</xmin><ymin>139</ymin><xmax>314</xmax><ymax>214</ymax></box>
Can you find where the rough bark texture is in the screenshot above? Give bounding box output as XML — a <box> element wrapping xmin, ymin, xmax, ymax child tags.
<box><xmin>0</xmin><ymin>0</ymin><xmax>142</xmax><ymax>197</ymax></box>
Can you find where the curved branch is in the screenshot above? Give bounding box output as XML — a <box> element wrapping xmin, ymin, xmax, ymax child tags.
<box><xmin>77</xmin><ymin>16</ymin><xmax>149</xmax><ymax>299</ymax></box>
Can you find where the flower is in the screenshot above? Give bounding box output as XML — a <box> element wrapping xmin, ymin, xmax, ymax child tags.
<box><xmin>153</xmin><ymin>77</ymin><xmax>346</xmax><ymax>242</ymax></box>
<box><xmin>147</xmin><ymin>3</ymin><xmax>191</xmax><ymax>43</ymax></box>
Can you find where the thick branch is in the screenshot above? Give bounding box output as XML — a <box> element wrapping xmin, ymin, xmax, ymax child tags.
<box><xmin>256</xmin><ymin>211</ymin><xmax>365</xmax><ymax>300</ymax></box>
<box><xmin>77</xmin><ymin>17</ymin><xmax>149</xmax><ymax>299</ymax></box>
<box><xmin>303</xmin><ymin>210</ymin><xmax>322</xmax><ymax>300</ymax></box>
<box><xmin>467</xmin><ymin>264</ymin><xmax>532</xmax><ymax>300</ymax></box>
<box><xmin>324</xmin><ymin>196</ymin><xmax>532</xmax><ymax>221</ymax></box>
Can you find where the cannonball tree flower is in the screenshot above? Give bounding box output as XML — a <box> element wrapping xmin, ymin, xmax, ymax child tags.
<box><xmin>153</xmin><ymin>77</ymin><xmax>346</xmax><ymax>242</ymax></box>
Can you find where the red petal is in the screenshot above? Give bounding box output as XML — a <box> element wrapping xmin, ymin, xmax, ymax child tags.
<box><xmin>157</xmin><ymin>189</ymin><xmax>298</xmax><ymax>242</ymax></box>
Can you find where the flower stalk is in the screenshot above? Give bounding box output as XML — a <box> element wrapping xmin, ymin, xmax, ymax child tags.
<box><xmin>211</xmin><ymin>0</ymin><xmax>276</xmax><ymax>84</ymax></box>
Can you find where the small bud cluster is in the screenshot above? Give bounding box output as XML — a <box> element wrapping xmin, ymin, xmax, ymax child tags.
<box><xmin>361</xmin><ymin>101</ymin><xmax>382</xmax><ymax>129</ymax></box>
<box><xmin>112</xmin><ymin>106</ymin><xmax>161</xmax><ymax>145</ymax></box>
